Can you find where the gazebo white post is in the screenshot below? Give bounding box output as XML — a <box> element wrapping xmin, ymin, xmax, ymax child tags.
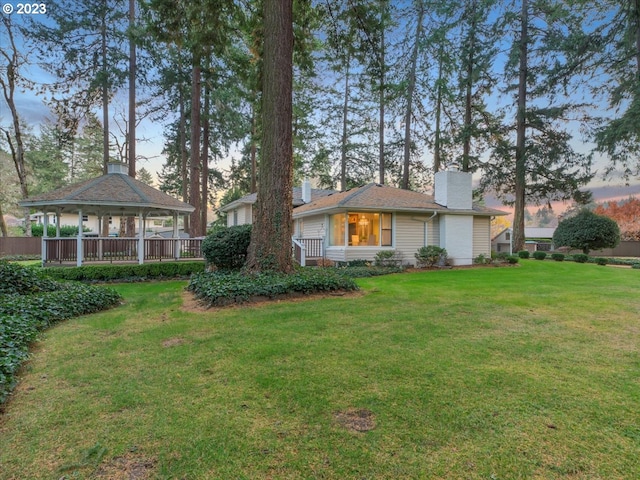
<box><xmin>42</xmin><ymin>210</ymin><xmax>48</xmax><ymax>267</ymax></box>
<box><xmin>77</xmin><ymin>209</ymin><xmax>84</xmax><ymax>267</ymax></box>
<box><xmin>138</xmin><ymin>209</ymin><xmax>145</xmax><ymax>264</ymax></box>
<box><xmin>55</xmin><ymin>211</ymin><xmax>61</xmax><ymax>237</ymax></box>
<box><xmin>97</xmin><ymin>215</ymin><xmax>104</xmax><ymax>260</ymax></box>
<box><xmin>173</xmin><ymin>212</ymin><xmax>180</xmax><ymax>259</ymax></box>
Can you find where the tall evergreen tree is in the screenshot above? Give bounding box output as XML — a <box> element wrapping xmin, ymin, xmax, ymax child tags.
<box><xmin>246</xmin><ymin>0</ymin><xmax>294</xmax><ymax>272</ymax></box>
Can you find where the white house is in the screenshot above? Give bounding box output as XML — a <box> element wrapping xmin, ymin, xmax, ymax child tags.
<box><xmin>222</xmin><ymin>170</ymin><xmax>506</xmax><ymax>266</ymax></box>
<box><xmin>492</xmin><ymin>227</ymin><xmax>557</xmax><ymax>254</ymax></box>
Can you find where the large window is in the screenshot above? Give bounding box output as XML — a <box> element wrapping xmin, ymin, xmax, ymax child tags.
<box><xmin>329</xmin><ymin>212</ymin><xmax>392</xmax><ymax>246</ymax></box>
<box><xmin>329</xmin><ymin>213</ymin><xmax>346</xmax><ymax>246</ymax></box>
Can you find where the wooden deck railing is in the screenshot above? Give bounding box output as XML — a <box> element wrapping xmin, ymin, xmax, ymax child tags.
<box><xmin>42</xmin><ymin>237</ymin><xmax>203</xmax><ymax>264</ymax></box>
<box><xmin>292</xmin><ymin>237</ymin><xmax>324</xmax><ymax>266</ymax></box>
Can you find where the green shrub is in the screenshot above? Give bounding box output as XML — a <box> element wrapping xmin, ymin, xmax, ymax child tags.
<box><xmin>30</xmin><ymin>224</ymin><xmax>88</xmax><ymax>237</ymax></box>
<box><xmin>532</xmin><ymin>251</ymin><xmax>547</xmax><ymax>260</ymax></box>
<box><xmin>201</xmin><ymin>225</ymin><xmax>252</xmax><ymax>270</ymax></box>
<box><xmin>346</xmin><ymin>259</ymin><xmax>370</xmax><ymax>267</ymax></box>
<box><xmin>507</xmin><ymin>255</ymin><xmax>519</xmax><ymax>264</ymax></box>
<box><xmin>0</xmin><ymin>263</ymin><xmax>121</xmax><ymax>404</ymax></box>
<box><xmin>336</xmin><ymin>265</ymin><xmax>404</xmax><ymax>277</ymax></box>
<box><xmin>551</xmin><ymin>253</ymin><xmax>565</xmax><ymax>262</ymax></box>
<box><xmin>375</xmin><ymin>250</ymin><xmax>403</xmax><ymax>267</ymax></box>
<box><xmin>595</xmin><ymin>257</ymin><xmax>608</xmax><ymax>266</ymax></box>
<box><xmin>187</xmin><ymin>269</ymin><xmax>358</xmax><ymax>307</ymax></box>
<box><xmin>517</xmin><ymin>250</ymin><xmax>530</xmax><ymax>259</ymax></box>
<box><xmin>415</xmin><ymin>246</ymin><xmax>447</xmax><ymax>267</ymax></box>
<box><xmin>572</xmin><ymin>253</ymin><xmax>589</xmax><ymax>263</ymax></box>
<box><xmin>632</xmin><ymin>263</ymin><xmax>640</xmax><ymax>269</ymax></box>
<box><xmin>474</xmin><ymin>253</ymin><xmax>490</xmax><ymax>265</ymax></box>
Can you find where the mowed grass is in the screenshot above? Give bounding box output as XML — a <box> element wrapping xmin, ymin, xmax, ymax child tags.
<box><xmin>1</xmin><ymin>261</ymin><xmax>639</xmax><ymax>479</ymax></box>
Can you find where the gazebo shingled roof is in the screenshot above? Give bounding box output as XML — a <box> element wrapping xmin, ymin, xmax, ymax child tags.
<box><xmin>19</xmin><ymin>163</ymin><xmax>194</xmax><ymax>217</ymax></box>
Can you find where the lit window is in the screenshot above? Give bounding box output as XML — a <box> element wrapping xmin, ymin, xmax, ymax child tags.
<box><xmin>328</xmin><ymin>213</ymin><xmax>393</xmax><ymax>247</ymax></box>
<box><xmin>329</xmin><ymin>213</ymin><xmax>346</xmax><ymax>246</ymax></box>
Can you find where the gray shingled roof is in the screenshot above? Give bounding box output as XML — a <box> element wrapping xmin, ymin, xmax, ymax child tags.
<box><xmin>219</xmin><ymin>186</ymin><xmax>337</xmax><ymax>212</ymax></box>
<box><xmin>292</xmin><ymin>183</ymin><xmax>507</xmax><ymax>217</ymax></box>
<box><xmin>19</xmin><ymin>170</ymin><xmax>194</xmax><ymax>217</ymax></box>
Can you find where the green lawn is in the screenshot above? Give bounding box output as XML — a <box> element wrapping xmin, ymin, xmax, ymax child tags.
<box><xmin>1</xmin><ymin>261</ymin><xmax>639</xmax><ymax>479</ymax></box>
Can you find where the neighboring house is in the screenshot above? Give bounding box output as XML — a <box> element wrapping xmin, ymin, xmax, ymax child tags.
<box><xmin>224</xmin><ymin>170</ymin><xmax>506</xmax><ymax>266</ymax></box>
<box><xmin>492</xmin><ymin>227</ymin><xmax>557</xmax><ymax>254</ymax></box>
<box><xmin>219</xmin><ymin>184</ymin><xmax>337</xmax><ymax>227</ymax></box>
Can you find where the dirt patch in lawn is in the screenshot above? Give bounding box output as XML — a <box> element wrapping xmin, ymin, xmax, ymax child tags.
<box><xmin>94</xmin><ymin>454</ymin><xmax>157</xmax><ymax>479</ymax></box>
<box><xmin>334</xmin><ymin>408</ymin><xmax>376</xmax><ymax>433</ymax></box>
<box><xmin>181</xmin><ymin>289</ymin><xmax>364</xmax><ymax>312</ymax></box>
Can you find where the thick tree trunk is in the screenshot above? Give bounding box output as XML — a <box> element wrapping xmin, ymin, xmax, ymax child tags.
<box><xmin>245</xmin><ymin>0</ymin><xmax>293</xmax><ymax>273</ymax></box>
<box><xmin>401</xmin><ymin>1</ymin><xmax>424</xmax><ymax>189</ymax></box>
<box><xmin>189</xmin><ymin>61</ymin><xmax>202</xmax><ymax>236</ymax></box>
<box><xmin>513</xmin><ymin>0</ymin><xmax>529</xmax><ymax>253</ymax></box>
<box><xmin>250</xmin><ymin>105</ymin><xmax>257</xmax><ymax>194</ymax></box>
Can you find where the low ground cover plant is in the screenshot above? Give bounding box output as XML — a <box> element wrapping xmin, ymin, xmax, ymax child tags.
<box><xmin>188</xmin><ymin>268</ymin><xmax>358</xmax><ymax>307</ymax></box>
<box><xmin>0</xmin><ymin>261</ymin><xmax>121</xmax><ymax>404</ymax></box>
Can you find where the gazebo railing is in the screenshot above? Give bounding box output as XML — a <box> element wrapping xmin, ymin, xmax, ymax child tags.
<box><xmin>43</xmin><ymin>237</ymin><xmax>203</xmax><ymax>264</ymax></box>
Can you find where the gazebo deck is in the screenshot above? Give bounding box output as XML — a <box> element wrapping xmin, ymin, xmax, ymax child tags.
<box><xmin>42</xmin><ymin>237</ymin><xmax>203</xmax><ymax>265</ymax></box>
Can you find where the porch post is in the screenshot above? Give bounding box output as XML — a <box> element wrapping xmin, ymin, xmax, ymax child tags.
<box><xmin>55</xmin><ymin>210</ymin><xmax>61</xmax><ymax>237</ymax></box>
<box><xmin>77</xmin><ymin>209</ymin><xmax>83</xmax><ymax>267</ymax></box>
<box><xmin>97</xmin><ymin>215</ymin><xmax>104</xmax><ymax>260</ymax></box>
<box><xmin>138</xmin><ymin>210</ymin><xmax>145</xmax><ymax>264</ymax></box>
<box><xmin>42</xmin><ymin>210</ymin><xmax>48</xmax><ymax>267</ymax></box>
<box><xmin>173</xmin><ymin>212</ymin><xmax>180</xmax><ymax>259</ymax></box>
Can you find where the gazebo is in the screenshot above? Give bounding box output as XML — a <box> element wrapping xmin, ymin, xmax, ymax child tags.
<box><xmin>19</xmin><ymin>163</ymin><xmax>199</xmax><ymax>266</ymax></box>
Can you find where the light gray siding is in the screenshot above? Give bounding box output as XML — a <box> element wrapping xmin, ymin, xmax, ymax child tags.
<box><xmin>299</xmin><ymin>214</ymin><xmax>326</xmax><ymax>238</ymax></box>
<box><xmin>395</xmin><ymin>214</ymin><xmax>428</xmax><ymax>266</ymax></box>
<box><xmin>473</xmin><ymin>216</ymin><xmax>491</xmax><ymax>258</ymax></box>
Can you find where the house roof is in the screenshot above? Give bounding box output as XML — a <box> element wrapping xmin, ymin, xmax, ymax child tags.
<box><xmin>219</xmin><ymin>186</ymin><xmax>337</xmax><ymax>212</ymax></box>
<box><xmin>19</xmin><ymin>168</ymin><xmax>194</xmax><ymax>217</ymax></box>
<box><xmin>492</xmin><ymin>227</ymin><xmax>556</xmax><ymax>242</ymax></box>
<box><xmin>292</xmin><ymin>183</ymin><xmax>507</xmax><ymax>218</ymax></box>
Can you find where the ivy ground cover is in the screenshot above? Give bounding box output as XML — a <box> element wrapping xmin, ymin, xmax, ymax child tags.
<box><xmin>0</xmin><ymin>261</ymin><xmax>639</xmax><ymax>479</ymax></box>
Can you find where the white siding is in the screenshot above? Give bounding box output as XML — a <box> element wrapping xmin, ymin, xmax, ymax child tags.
<box><xmin>440</xmin><ymin>214</ymin><xmax>474</xmax><ymax>265</ymax></box>
<box><xmin>299</xmin><ymin>214</ymin><xmax>326</xmax><ymax>238</ymax></box>
<box><xmin>473</xmin><ymin>216</ymin><xmax>491</xmax><ymax>258</ymax></box>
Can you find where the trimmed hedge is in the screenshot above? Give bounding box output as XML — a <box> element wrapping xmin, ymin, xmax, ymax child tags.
<box><xmin>42</xmin><ymin>261</ymin><xmax>205</xmax><ymax>282</ymax></box>
<box><xmin>532</xmin><ymin>251</ymin><xmax>547</xmax><ymax>260</ymax></box>
<box><xmin>571</xmin><ymin>253</ymin><xmax>589</xmax><ymax>263</ymax></box>
<box><xmin>187</xmin><ymin>268</ymin><xmax>358</xmax><ymax>307</ymax></box>
<box><xmin>517</xmin><ymin>250</ymin><xmax>530</xmax><ymax>259</ymax></box>
<box><xmin>0</xmin><ymin>261</ymin><xmax>122</xmax><ymax>404</ymax></box>
<box><xmin>551</xmin><ymin>253</ymin><xmax>565</xmax><ymax>262</ymax></box>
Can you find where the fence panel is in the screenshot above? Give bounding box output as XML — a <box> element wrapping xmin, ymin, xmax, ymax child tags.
<box><xmin>0</xmin><ymin>237</ymin><xmax>41</xmax><ymax>256</ymax></box>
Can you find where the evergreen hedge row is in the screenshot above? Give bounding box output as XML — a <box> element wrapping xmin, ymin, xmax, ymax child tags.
<box><xmin>42</xmin><ymin>261</ymin><xmax>205</xmax><ymax>282</ymax></box>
